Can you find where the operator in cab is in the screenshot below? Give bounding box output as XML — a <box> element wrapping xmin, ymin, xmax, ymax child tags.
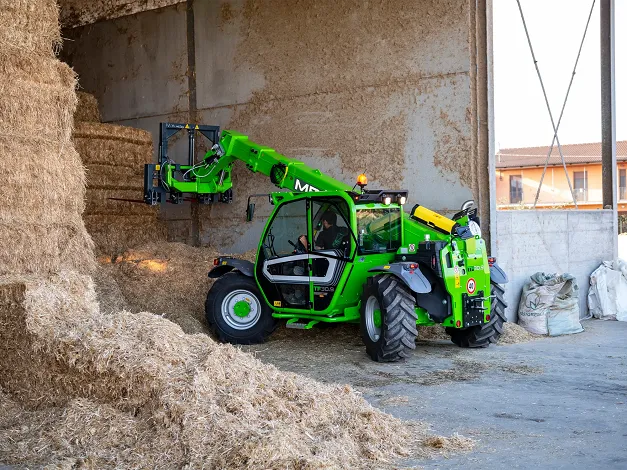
<box><xmin>299</xmin><ymin>211</ymin><xmax>340</xmax><ymax>250</ymax></box>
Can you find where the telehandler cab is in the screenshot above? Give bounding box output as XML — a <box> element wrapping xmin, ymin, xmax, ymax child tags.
<box><xmin>144</xmin><ymin>123</ymin><xmax>508</xmax><ymax>362</ymax></box>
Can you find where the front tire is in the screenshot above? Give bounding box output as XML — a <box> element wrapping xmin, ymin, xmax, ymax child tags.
<box><xmin>205</xmin><ymin>272</ymin><xmax>276</xmax><ymax>344</ymax></box>
<box><xmin>446</xmin><ymin>282</ymin><xmax>507</xmax><ymax>348</ymax></box>
<box><xmin>360</xmin><ymin>274</ymin><xmax>418</xmax><ymax>362</ymax></box>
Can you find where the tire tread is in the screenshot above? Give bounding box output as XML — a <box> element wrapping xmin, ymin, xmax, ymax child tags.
<box><xmin>362</xmin><ymin>274</ymin><xmax>418</xmax><ymax>362</ymax></box>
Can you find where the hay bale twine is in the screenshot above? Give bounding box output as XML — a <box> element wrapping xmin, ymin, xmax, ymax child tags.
<box><xmin>75</xmin><ymin>91</ymin><xmax>101</xmax><ymax>122</ymax></box>
<box><xmin>0</xmin><ymin>49</ymin><xmax>94</xmax><ymax>276</ymax></box>
<box><xmin>73</xmin><ymin>122</ymin><xmax>165</xmax><ymax>256</ymax></box>
<box><xmin>0</xmin><ymin>1</ymin><xmax>61</xmax><ymax>56</ymax></box>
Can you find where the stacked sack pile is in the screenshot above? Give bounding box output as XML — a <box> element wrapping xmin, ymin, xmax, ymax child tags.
<box><xmin>73</xmin><ymin>92</ymin><xmax>166</xmax><ymax>257</ymax></box>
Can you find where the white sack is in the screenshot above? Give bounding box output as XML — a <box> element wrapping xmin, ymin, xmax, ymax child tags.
<box><xmin>518</xmin><ymin>272</ymin><xmax>583</xmax><ymax>336</ymax></box>
<box><xmin>588</xmin><ymin>260</ymin><xmax>627</xmax><ymax>322</ymax></box>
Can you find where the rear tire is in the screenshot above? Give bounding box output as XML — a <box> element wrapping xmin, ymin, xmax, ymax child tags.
<box><xmin>205</xmin><ymin>272</ymin><xmax>276</xmax><ymax>344</ymax></box>
<box><xmin>446</xmin><ymin>282</ymin><xmax>507</xmax><ymax>348</ymax></box>
<box><xmin>360</xmin><ymin>274</ymin><xmax>418</xmax><ymax>362</ymax></box>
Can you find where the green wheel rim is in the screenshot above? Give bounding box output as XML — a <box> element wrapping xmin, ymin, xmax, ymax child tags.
<box><xmin>233</xmin><ymin>300</ymin><xmax>252</xmax><ymax>318</ymax></box>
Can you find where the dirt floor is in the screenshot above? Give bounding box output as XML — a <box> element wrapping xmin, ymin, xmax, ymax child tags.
<box><xmin>240</xmin><ymin>319</ymin><xmax>627</xmax><ymax>469</ymax></box>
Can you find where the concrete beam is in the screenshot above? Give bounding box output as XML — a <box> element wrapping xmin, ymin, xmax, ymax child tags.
<box><xmin>60</xmin><ymin>0</ymin><xmax>185</xmax><ymax>27</ymax></box>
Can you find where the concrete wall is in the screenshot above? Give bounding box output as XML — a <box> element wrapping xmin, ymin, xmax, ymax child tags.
<box><xmin>495</xmin><ymin>210</ymin><xmax>617</xmax><ymax>321</ymax></box>
<box><xmin>62</xmin><ymin>0</ymin><xmax>492</xmax><ymax>252</ymax></box>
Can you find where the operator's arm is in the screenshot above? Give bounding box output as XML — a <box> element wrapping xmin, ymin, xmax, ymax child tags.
<box><xmin>298</xmin><ymin>233</ymin><xmax>323</xmax><ymax>251</ymax></box>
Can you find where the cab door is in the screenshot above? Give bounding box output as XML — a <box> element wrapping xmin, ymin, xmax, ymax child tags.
<box><xmin>308</xmin><ymin>196</ymin><xmax>354</xmax><ymax>312</ymax></box>
<box><xmin>256</xmin><ymin>197</ymin><xmax>312</xmax><ymax>311</ymax></box>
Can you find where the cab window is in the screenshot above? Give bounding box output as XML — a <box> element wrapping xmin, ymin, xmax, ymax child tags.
<box><xmin>311</xmin><ymin>198</ymin><xmax>351</xmax><ymax>252</ymax></box>
<box><xmin>356</xmin><ymin>208</ymin><xmax>401</xmax><ymax>254</ymax></box>
<box><xmin>262</xmin><ymin>199</ymin><xmax>307</xmax><ymax>258</ymax></box>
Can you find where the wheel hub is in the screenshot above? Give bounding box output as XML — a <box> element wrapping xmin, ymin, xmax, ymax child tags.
<box><xmin>221</xmin><ymin>290</ymin><xmax>261</xmax><ymax>330</ymax></box>
<box><xmin>365</xmin><ymin>295</ymin><xmax>382</xmax><ymax>342</ymax></box>
<box><xmin>233</xmin><ymin>300</ymin><xmax>252</xmax><ymax>318</ymax></box>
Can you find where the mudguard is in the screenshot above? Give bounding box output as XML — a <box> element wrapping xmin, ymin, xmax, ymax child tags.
<box><xmin>368</xmin><ymin>263</ymin><xmax>431</xmax><ymax>294</ymax></box>
<box><xmin>489</xmin><ymin>262</ymin><xmax>508</xmax><ymax>284</ymax></box>
<box><xmin>208</xmin><ymin>257</ymin><xmax>254</xmax><ymax>278</ymax></box>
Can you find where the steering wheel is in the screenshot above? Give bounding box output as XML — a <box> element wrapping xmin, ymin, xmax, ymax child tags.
<box><xmin>288</xmin><ymin>238</ymin><xmax>307</xmax><ymax>254</ymax></box>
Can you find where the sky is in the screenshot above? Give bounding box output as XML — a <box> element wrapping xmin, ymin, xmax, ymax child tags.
<box><xmin>493</xmin><ymin>0</ymin><xmax>625</xmax><ymax>150</ymax></box>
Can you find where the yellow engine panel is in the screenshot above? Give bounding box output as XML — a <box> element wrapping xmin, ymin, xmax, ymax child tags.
<box><xmin>411</xmin><ymin>205</ymin><xmax>456</xmax><ymax>234</ymax></box>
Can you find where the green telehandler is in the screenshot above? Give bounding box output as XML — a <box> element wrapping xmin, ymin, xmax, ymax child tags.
<box><xmin>144</xmin><ymin>123</ymin><xmax>508</xmax><ymax>362</ymax></box>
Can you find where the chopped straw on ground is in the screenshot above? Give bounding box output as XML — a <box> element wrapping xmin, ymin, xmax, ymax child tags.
<box><xmin>425</xmin><ymin>434</ymin><xmax>476</xmax><ymax>453</ymax></box>
<box><xmin>96</xmin><ymin>242</ymin><xmax>256</xmax><ymax>329</ymax></box>
<box><xmin>0</xmin><ymin>272</ymin><xmax>435</xmax><ymax>468</ymax></box>
<box><xmin>417</xmin><ymin>321</ymin><xmax>540</xmax><ymax>345</ymax></box>
<box><xmin>418</xmin><ymin>324</ymin><xmax>451</xmax><ymax>341</ymax></box>
<box><xmin>498</xmin><ymin>322</ymin><xmax>541</xmax><ymax>345</ymax></box>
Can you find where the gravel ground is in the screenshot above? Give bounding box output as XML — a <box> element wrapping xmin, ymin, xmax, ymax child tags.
<box><xmin>244</xmin><ymin>319</ymin><xmax>627</xmax><ymax>469</ymax></box>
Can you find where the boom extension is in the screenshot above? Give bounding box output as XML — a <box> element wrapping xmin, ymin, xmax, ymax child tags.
<box><xmin>144</xmin><ymin>124</ymin><xmax>351</xmax><ymax>205</ymax></box>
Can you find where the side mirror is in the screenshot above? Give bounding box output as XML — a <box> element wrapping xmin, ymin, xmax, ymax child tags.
<box><xmin>246</xmin><ymin>202</ymin><xmax>255</xmax><ymax>222</ymax></box>
<box><xmin>461</xmin><ymin>199</ymin><xmax>476</xmax><ymax>211</ymax></box>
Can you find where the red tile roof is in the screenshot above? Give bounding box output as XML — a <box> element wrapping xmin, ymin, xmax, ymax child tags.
<box><xmin>496</xmin><ymin>141</ymin><xmax>627</xmax><ymax>168</ymax></box>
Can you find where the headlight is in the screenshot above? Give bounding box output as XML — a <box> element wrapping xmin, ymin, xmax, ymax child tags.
<box><xmin>397</xmin><ymin>195</ymin><xmax>407</xmax><ymax>205</ymax></box>
<box><xmin>469</xmin><ymin>220</ymin><xmax>481</xmax><ymax>237</ymax></box>
<box><xmin>383</xmin><ymin>196</ymin><xmax>392</xmax><ymax>205</ymax></box>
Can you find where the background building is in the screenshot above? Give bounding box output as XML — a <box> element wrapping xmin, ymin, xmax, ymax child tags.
<box><xmin>496</xmin><ymin>141</ymin><xmax>627</xmax><ymax>212</ymax></box>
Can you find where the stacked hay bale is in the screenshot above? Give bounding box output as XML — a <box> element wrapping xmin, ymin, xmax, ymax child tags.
<box><xmin>0</xmin><ymin>0</ymin><xmax>93</xmax><ymax>276</ymax></box>
<box><xmin>75</xmin><ymin>90</ymin><xmax>100</xmax><ymax>122</ymax></box>
<box><xmin>73</xmin><ymin>94</ymin><xmax>166</xmax><ymax>256</ymax></box>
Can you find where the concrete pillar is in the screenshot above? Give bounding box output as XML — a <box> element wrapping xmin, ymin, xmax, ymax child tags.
<box><xmin>600</xmin><ymin>0</ymin><xmax>616</xmax><ymax>211</ymax></box>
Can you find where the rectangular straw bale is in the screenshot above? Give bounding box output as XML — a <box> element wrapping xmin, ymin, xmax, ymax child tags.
<box><xmin>0</xmin><ymin>50</ymin><xmax>72</xmax><ymax>87</ymax></box>
<box><xmin>0</xmin><ymin>55</ymin><xmax>77</xmax><ymax>142</ymax></box>
<box><xmin>85</xmin><ymin>163</ymin><xmax>144</xmax><ymax>190</ymax></box>
<box><xmin>0</xmin><ymin>220</ymin><xmax>94</xmax><ymax>277</ymax></box>
<box><xmin>73</xmin><ymin>122</ymin><xmax>153</xmax><ymax>167</ymax></box>
<box><xmin>84</xmin><ymin>214</ymin><xmax>166</xmax><ymax>256</ymax></box>
<box><xmin>0</xmin><ymin>1</ymin><xmax>60</xmax><ymax>56</ymax></box>
<box><xmin>75</xmin><ymin>91</ymin><xmax>101</xmax><ymax>122</ymax></box>
<box><xmin>1</xmin><ymin>139</ymin><xmax>87</xmax><ymax>225</ymax></box>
